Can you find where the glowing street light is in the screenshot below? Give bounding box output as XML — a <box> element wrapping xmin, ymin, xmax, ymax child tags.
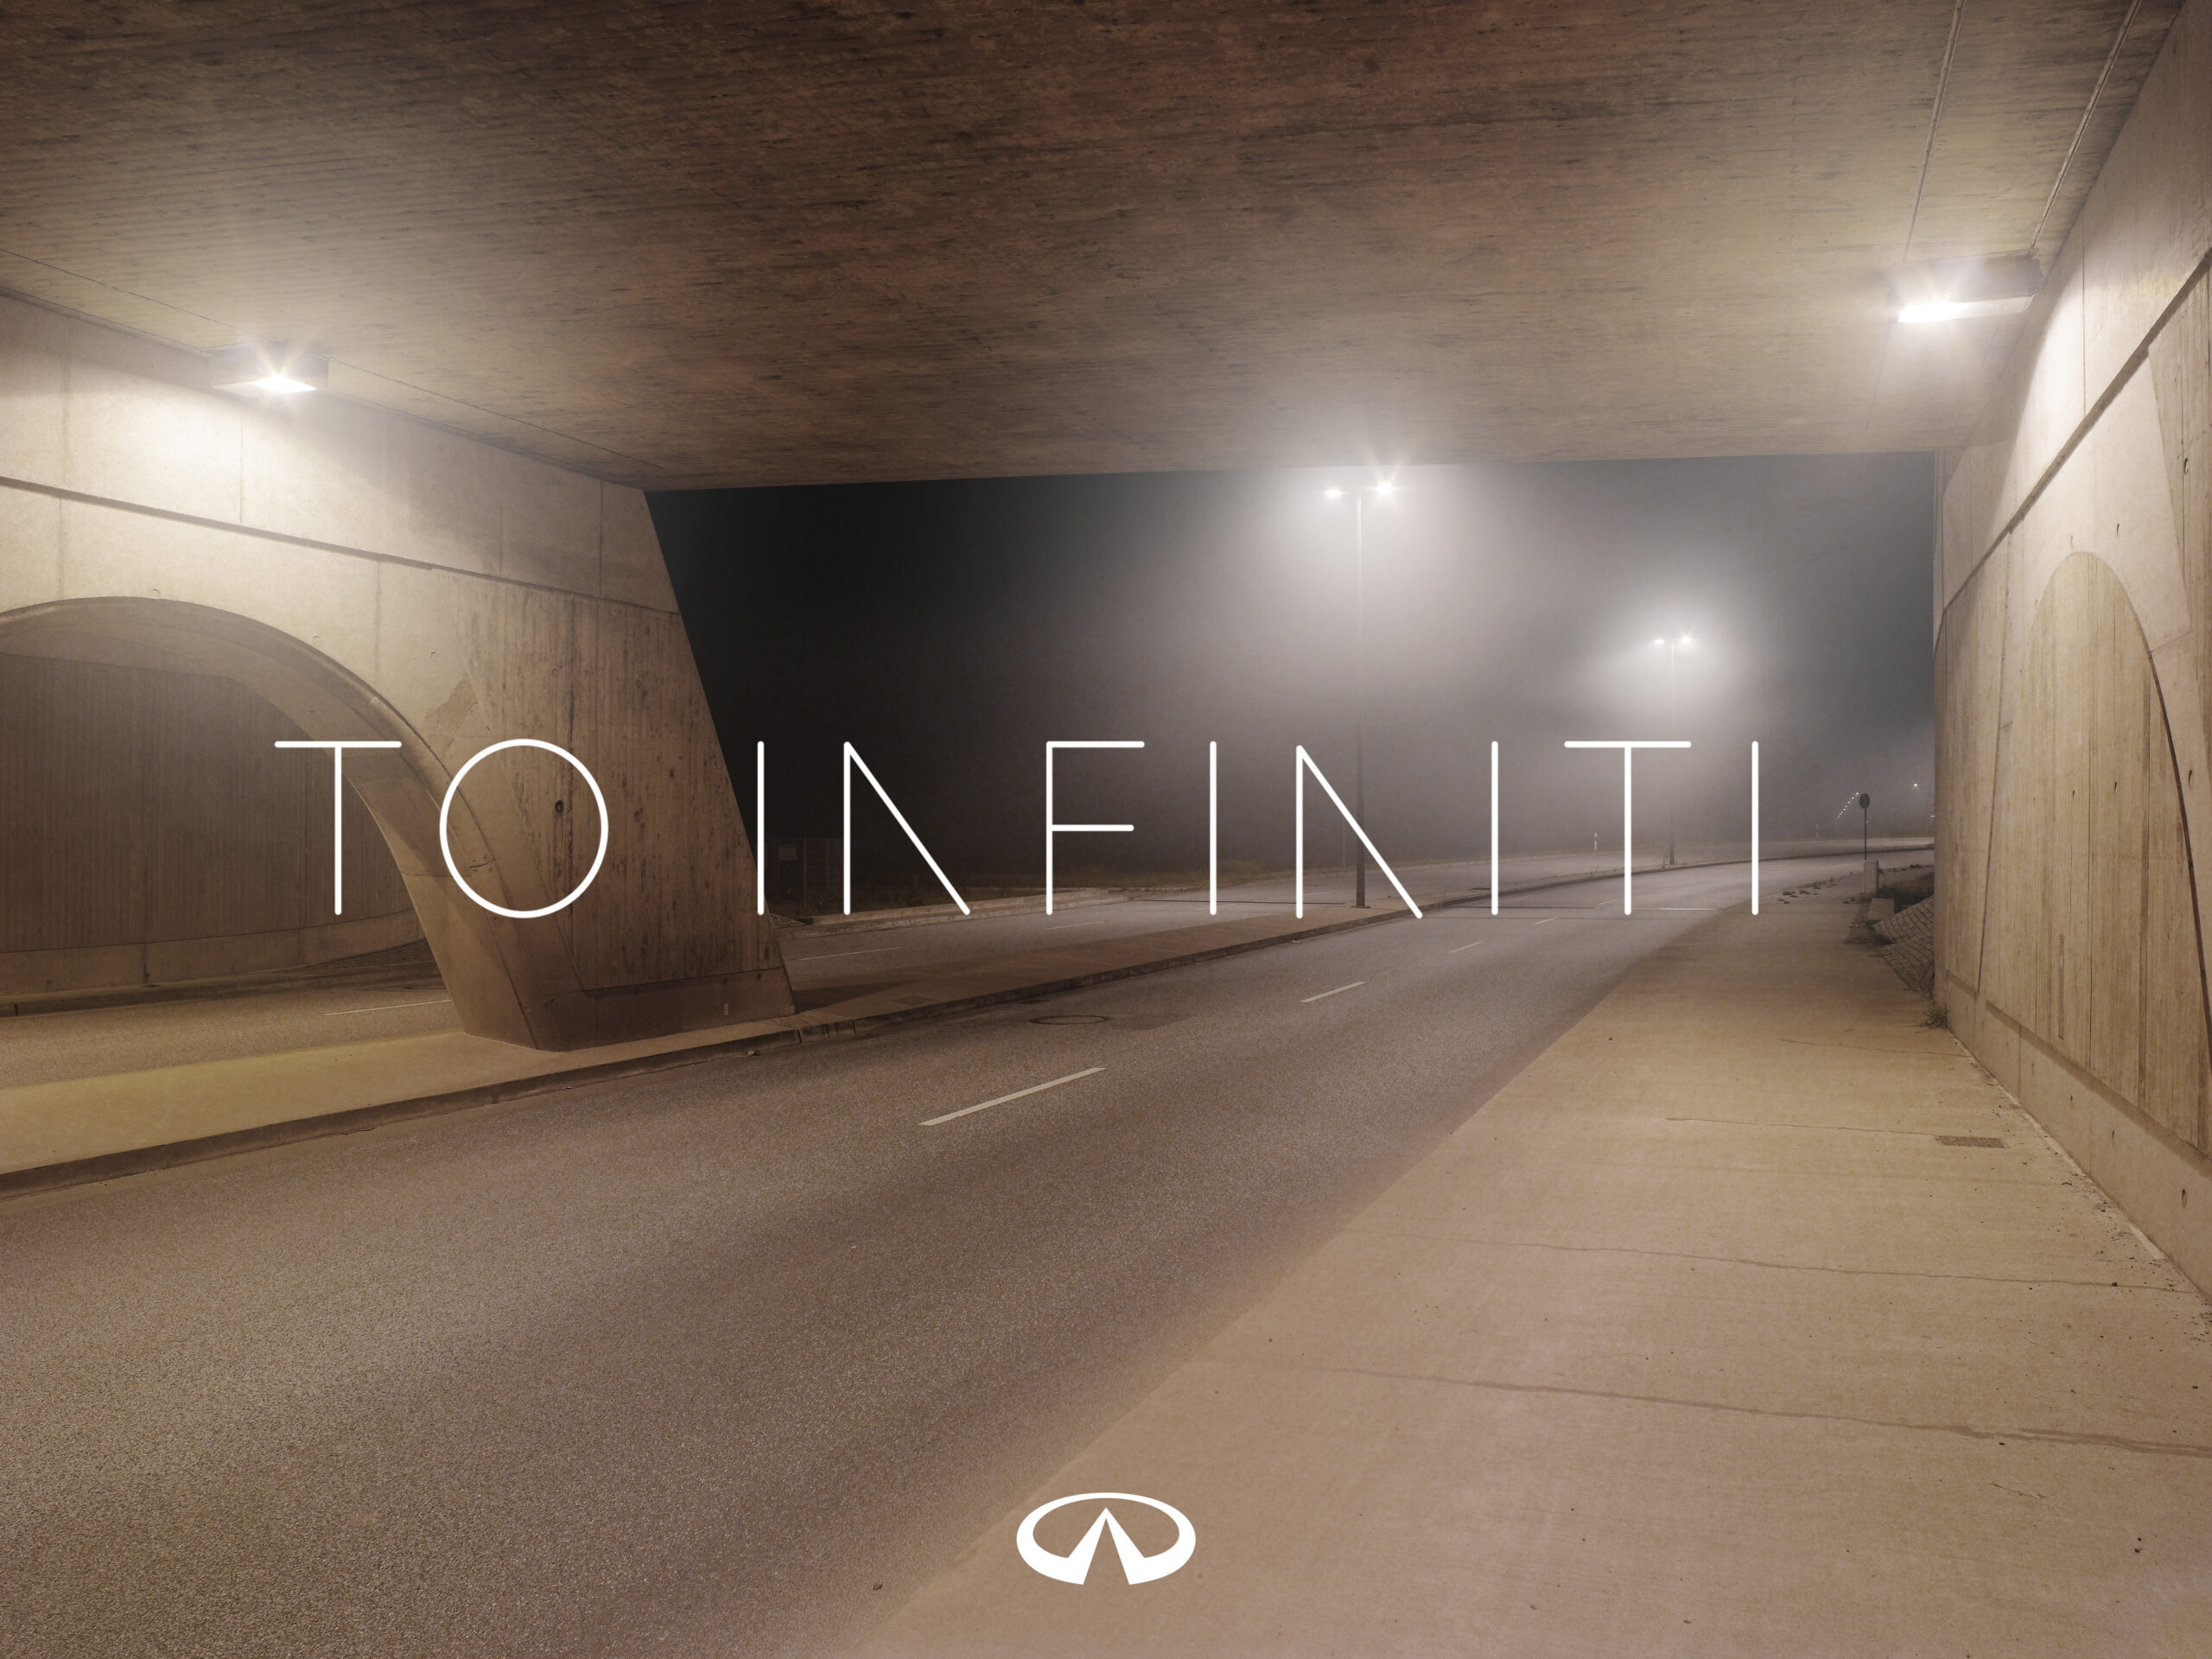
<box><xmin>1653</xmin><ymin>632</ymin><xmax>1694</xmax><ymax>866</ymax></box>
<box><xmin>1321</xmin><ymin>480</ymin><xmax>1402</xmax><ymax>907</ymax></box>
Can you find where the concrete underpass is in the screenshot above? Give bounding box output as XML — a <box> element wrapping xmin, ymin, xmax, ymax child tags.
<box><xmin>2</xmin><ymin>3</ymin><xmax>2209</xmax><ymax>1653</ymax></box>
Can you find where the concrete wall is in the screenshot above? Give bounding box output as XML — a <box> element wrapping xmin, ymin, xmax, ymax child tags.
<box><xmin>0</xmin><ymin>651</ymin><xmax>420</xmax><ymax>1001</ymax></box>
<box><xmin>1934</xmin><ymin>0</ymin><xmax>2212</xmax><ymax>1290</ymax></box>
<box><xmin>0</xmin><ymin>294</ymin><xmax>791</xmax><ymax>1050</ymax></box>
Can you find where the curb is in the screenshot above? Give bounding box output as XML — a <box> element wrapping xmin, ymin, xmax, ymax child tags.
<box><xmin>0</xmin><ymin>847</ymin><xmax>1919</xmax><ymax>1203</ymax></box>
<box><xmin>0</xmin><ymin>906</ymin><xmax>1411</xmax><ymax>1203</ymax></box>
<box><xmin>779</xmin><ymin>887</ymin><xmax>1120</xmax><ymax>937</ymax></box>
<box><xmin>0</xmin><ymin>1034</ymin><xmax>796</xmax><ymax>1203</ymax></box>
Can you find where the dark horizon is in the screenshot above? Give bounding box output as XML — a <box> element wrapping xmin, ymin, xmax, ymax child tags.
<box><xmin>650</xmin><ymin>451</ymin><xmax>1936</xmax><ymax>889</ymax></box>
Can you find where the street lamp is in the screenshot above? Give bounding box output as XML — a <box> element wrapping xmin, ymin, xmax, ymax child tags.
<box><xmin>1323</xmin><ymin>480</ymin><xmax>1399</xmax><ymax>907</ymax></box>
<box><xmin>1651</xmin><ymin>632</ymin><xmax>1693</xmax><ymax>867</ymax></box>
<box><xmin>1835</xmin><ymin>790</ymin><xmax>1873</xmax><ymax>859</ymax></box>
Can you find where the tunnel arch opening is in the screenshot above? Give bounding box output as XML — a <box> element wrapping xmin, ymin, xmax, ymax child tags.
<box><xmin>0</xmin><ymin>594</ymin><xmax>548</xmax><ymax>1046</ymax></box>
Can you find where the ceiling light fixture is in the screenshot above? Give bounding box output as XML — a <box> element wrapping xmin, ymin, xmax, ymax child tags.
<box><xmin>1898</xmin><ymin>296</ymin><xmax>2035</xmax><ymax>324</ymax></box>
<box><xmin>210</xmin><ymin>342</ymin><xmax>328</xmax><ymax>396</ymax></box>
<box><xmin>1891</xmin><ymin>254</ymin><xmax>2042</xmax><ymax>325</ymax></box>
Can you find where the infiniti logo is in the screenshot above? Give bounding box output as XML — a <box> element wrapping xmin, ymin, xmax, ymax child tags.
<box><xmin>1015</xmin><ymin>1492</ymin><xmax>1196</xmax><ymax>1585</ymax></box>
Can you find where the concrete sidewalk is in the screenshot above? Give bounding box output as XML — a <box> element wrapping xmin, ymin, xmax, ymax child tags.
<box><xmin>851</xmin><ymin>898</ymin><xmax>2212</xmax><ymax>1657</ymax></box>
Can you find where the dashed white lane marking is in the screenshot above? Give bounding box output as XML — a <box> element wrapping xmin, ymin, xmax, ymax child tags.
<box><xmin>322</xmin><ymin>997</ymin><xmax>451</xmax><ymax>1015</ymax></box>
<box><xmin>924</xmin><ymin>1067</ymin><xmax>1105</xmax><ymax>1126</ymax></box>
<box><xmin>1531</xmin><ymin>918</ymin><xmax>1555</xmax><ymax>926</ymax></box>
<box><xmin>1300</xmin><ymin>981</ymin><xmax>1367</xmax><ymax>1003</ymax></box>
<box><xmin>1447</xmin><ymin>941</ymin><xmax>1484</xmax><ymax>955</ymax></box>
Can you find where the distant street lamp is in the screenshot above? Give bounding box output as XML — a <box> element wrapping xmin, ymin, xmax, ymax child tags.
<box><xmin>1651</xmin><ymin>633</ymin><xmax>1693</xmax><ymax>866</ymax></box>
<box><xmin>1323</xmin><ymin>480</ymin><xmax>1398</xmax><ymax>908</ymax></box>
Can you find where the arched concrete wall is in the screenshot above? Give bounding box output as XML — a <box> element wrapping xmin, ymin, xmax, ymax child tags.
<box><xmin>1933</xmin><ymin>0</ymin><xmax>2212</xmax><ymax>1288</ymax></box>
<box><xmin>0</xmin><ymin>645</ymin><xmax>421</xmax><ymax>1001</ymax></box>
<box><xmin>1946</xmin><ymin>555</ymin><xmax>2210</xmax><ymax>1145</ymax></box>
<box><xmin>0</xmin><ymin>295</ymin><xmax>791</xmax><ymax>1051</ymax></box>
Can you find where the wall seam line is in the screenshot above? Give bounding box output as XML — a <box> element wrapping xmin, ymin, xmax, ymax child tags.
<box><xmin>0</xmin><ymin>474</ymin><xmax>681</xmax><ymax>620</ymax></box>
<box><xmin>2156</xmin><ymin>654</ymin><xmax>2212</xmax><ymax>1157</ymax></box>
<box><xmin>1967</xmin><ymin>982</ymin><xmax>2212</xmax><ymax>1178</ymax></box>
<box><xmin>1941</xmin><ymin>244</ymin><xmax>2212</xmax><ymax>635</ymax></box>
<box><xmin>1972</xmin><ymin>568</ymin><xmax>2011</xmax><ymax>997</ymax></box>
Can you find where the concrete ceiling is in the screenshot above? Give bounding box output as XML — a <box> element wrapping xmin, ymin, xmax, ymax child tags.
<box><xmin>0</xmin><ymin>2</ymin><xmax>2182</xmax><ymax>488</ymax></box>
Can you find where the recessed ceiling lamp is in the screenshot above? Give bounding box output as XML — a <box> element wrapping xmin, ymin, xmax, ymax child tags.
<box><xmin>210</xmin><ymin>342</ymin><xmax>328</xmax><ymax>395</ymax></box>
<box><xmin>1900</xmin><ymin>296</ymin><xmax>2036</xmax><ymax>323</ymax></box>
<box><xmin>1891</xmin><ymin>254</ymin><xmax>2042</xmax><ymax>325</ymax></box>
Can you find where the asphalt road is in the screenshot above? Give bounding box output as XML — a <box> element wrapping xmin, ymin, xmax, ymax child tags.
<box><xmin>0</xmin><ymin>842</ymin><xmax>1926</xmax><ymax>1087</ymax></box>
<box><xmin>774</xmin><ymin>837</ymin><xmax>1920</xmax><ymax>992</ymax></box>
<box><xmin>2</xmin><ymin>858</ymin><xmax>1872</xmax><ymax>1658</ymax></box>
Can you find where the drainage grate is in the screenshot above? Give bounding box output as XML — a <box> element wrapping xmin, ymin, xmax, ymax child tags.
<box><xmin>1934</xmin><ymin>1135</ymin><xmax>2006</xmax><ymax>1147</ymax></box>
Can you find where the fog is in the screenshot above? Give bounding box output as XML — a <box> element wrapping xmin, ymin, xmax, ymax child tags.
<box><xmin>650</xmin><ymin>453</ymin><xmax>1935</xmax><ymax>884</ymax></box>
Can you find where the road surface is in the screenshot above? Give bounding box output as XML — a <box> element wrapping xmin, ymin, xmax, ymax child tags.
<box><xmin>0</xmin><ymin>842</ymin><xmax>1924</xmax><ymax>1087</ymax></box>
<box><xmin>1</xmin><ymin>858</ymin><xmax>1875</xmax><ymax>1657</ymax></box>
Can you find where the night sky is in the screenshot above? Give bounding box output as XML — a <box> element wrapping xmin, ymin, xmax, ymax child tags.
<box><xmin>649</xmin><ymin>453</ymin><xmax>1935</xmax><ymax>887</ymax></box>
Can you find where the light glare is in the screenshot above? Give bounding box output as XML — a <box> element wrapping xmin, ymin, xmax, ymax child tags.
<box><xmin>211</xmin><ymin>342</ymin><xmax>328</xmax><ymax>396</ymax></box>
<box><xmin>1898</xmin><ymin>295</ymin><xmax>2033</xmax><ymax>324</ymax></box>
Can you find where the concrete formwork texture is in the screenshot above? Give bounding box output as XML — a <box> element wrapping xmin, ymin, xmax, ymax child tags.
<box><xmin>0</xmin><ymin>296</ymin><xmax>791</xmax><ymax>1050</ymax></box>
<box><xmin>1934</xmin><ymin>0</ymin><xmax>2212</xmax><ymax>1292</ymax></box>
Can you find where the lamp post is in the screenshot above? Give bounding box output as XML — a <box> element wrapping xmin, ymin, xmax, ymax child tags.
<box><xmin>1651</xmin><ymin>633</ymin><xmax>1692</xmax><ymax>867</ymax></box>
<box><xmin>1323</xmin><ymin>481</ymin><xmax>1396</xmax><ymax>908</ymax></box>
